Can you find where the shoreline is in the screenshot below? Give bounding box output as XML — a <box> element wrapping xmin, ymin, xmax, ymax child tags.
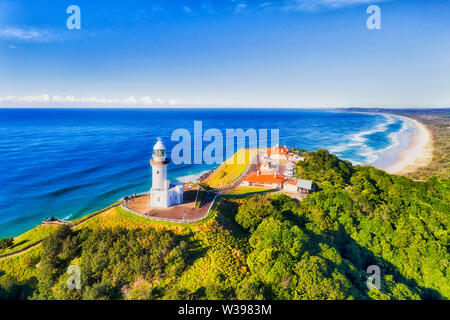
<box><xmin>382</xmin><ymin>114</ymin><xmax>434</xmax><ymax>175</ymax></box>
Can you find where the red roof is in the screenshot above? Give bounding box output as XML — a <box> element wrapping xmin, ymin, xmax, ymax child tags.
<box><xmin>243</xmin><ymin>172</ymin><xmax>285</xmax><ymax>185</ymax></box>
<box><xmin>284</xmin><ymin>180</ymin><xmax>297</xmax><ymax>186</ymax></box>
<box><xmin>267</xmin><ymin>146</ymin><xmax>289</xmax><ymax>157</ymax></box>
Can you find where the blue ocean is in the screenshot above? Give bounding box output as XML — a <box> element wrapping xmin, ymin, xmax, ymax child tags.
<box><xmin>0</xmin><ymin>109</ymin><xmax>415</xmax><ymax>237</ymax></box>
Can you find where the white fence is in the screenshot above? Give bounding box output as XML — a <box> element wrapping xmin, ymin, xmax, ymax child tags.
<box><xmin>122</xmin><ymin>191</ymin><xmax>149</xmax><ymax>200</ymax></box>
<box><xmin>120</xmin><ymin>194</ymin><xmax>218</xmax><ymax>224</ymax></box>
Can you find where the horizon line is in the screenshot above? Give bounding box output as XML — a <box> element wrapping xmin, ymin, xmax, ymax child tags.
<box><xmin>0</xmin><ymin>106</ymin><xmax>449</xmax><ymax>110</ymax></box>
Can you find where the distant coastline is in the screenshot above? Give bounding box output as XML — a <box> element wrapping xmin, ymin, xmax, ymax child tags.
<box><xmin>382</xmin><ymin>115</ymin><xmax>434</xmax><ymax>175</ymax></box>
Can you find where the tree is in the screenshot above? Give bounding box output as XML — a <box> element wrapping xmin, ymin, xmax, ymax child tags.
<box><xmin>235</xmin><ymin>195</ymin><xmax>280</xmax><ymax>233</ymax></box>
<box><xmin>82</xmin><ymin>279</ymin><xmax>116</xmax><ymax>300</ymax></box>
<box><xmin>0</xmin><ymin>237</ymin><xmax>14</xmax><ymax>250</ymax></box>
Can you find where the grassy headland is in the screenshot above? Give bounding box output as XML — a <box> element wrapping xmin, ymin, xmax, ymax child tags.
<box><xmin>1</xmin><ymin>149</ymin><xmax>448</xmax><ymax>300</ymax></box>
<box><xmin>203</xmin><ymin>148</ymin><xmax>257</xmax><ymax>188</ymax></box>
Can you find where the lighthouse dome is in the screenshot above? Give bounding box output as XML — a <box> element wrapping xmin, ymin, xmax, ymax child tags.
<box><xmin>152</xmin><ymin>138</ymin><xmax>166</xmax><ymax>160</ymax></box>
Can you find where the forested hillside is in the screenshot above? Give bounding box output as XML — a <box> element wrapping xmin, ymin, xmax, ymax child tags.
<box><xmin>1</xmin><ymin>150</ymin><xmax>448</xmax><ymax>300</ymax></box>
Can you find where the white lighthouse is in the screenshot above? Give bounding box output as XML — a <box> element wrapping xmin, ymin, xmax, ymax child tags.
<box><xmin>149</xmin><ymin>138</ymin><xmax>184</xmax><ymax>208</ymax></box>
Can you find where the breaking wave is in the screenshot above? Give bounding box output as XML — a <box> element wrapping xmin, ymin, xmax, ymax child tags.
<box><xmin>328</xmin><ymin>114</ymin><xmax>414</xmax><ymax>166</ymax></box>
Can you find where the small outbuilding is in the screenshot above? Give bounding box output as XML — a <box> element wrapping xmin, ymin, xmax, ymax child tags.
<box><xmin>283</xmin><ymin>179</ymin><xmax>316</xmax><ymax>195</ymax></box>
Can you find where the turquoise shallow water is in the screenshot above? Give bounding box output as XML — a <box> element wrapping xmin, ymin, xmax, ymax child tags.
<box><xmin>0</xmin><ymin>108</ymin><xmax>415</xmax><ymax>237</ymax></box>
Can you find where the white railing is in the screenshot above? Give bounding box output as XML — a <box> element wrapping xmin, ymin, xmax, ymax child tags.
<box><xmin>122</xmin><ymin>191</ymin><xmax>149</xmax><ymax>200</ymax></box>
<box><xmin>120</xmin><ymin>193</ymin><xmax>218</xmax><ymax>224</ymax></box>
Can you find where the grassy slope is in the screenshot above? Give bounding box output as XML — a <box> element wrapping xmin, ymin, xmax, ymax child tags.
<box><xmin>1</xmin><ymin>146</ymin><xmax>253</xmax><ymax>256</ymax></box>
<box><xmin>0</xmin><ymin>195</ymin><xmax>236</xmax><ymax>297</ymax></box>
<box><xmin>204</xmin><ymin>148</ymin><xmax>257</xmax><ymax>188</ymax></box>
<box><xmin>0</xmin><ymin>147</ymin><xmax>250</xmax><ymax>291</ymax></box>
<box><xmin>0</xmin><ymin>203</ymin><xmax>121</xmax><ymax>257</ymax></box>
<box><xmin>225</xmin><ymin>186</ymin><xmax>273</xmax><ymax>195</ymax></box>
<box><xmin>175</xmin><ymin>197</ymin><xmax>249</xmax><ymax>294</ymax></box>
<box><xmin>0</xmin><ymin>225</ymin><xmax>58</xmax><ymax>256</ymax></box>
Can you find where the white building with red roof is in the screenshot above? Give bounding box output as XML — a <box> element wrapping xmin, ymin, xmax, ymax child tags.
<box><xmin>267</xmin><ymin>145</ymin><xmax>291</xmax><ymax>160</ymax></box>
<box><xmin>241</xmin><ymin>171</ymin><xmax>285</xmax><ymax>189</ymax></box>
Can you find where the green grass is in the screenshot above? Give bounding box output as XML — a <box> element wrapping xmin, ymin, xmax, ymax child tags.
<box><xmin>0</xmin><ymin>246</ymin><xmax>40</xmax><ymax>282</ymax></box>
<box><xmin>1</xmin><ymin>195</ymin><xmax>217</xmax><ymax>260</ymax></box>
<box><xmin>80</xmin><ymin>202</ymin><xmax>218</xmax><ymax>232</ymax></box>
<box><xmin>74</xmin><ymin>205</ymin><xmax>188</xmax><ymax>232</ymax></box>
<box><xmin>226</xmin><ymin>186</ymin><xmax>274</xmax><ymax>195</ymax></box>
<box><xmin>0</xmin><ymin>204</ymin><xmax>121</xmax><ymax>258</ymax></box>
<box><xmin>204</xmin><ymin>149</ymin><xmax>257</xmax><ymax>188</ymax></box>
<box><xmin>0</xmin><ymin>225</ymin><xmax>59</xmax><ymax>256</ymax></box>
<box><xmin>174</xmin><ymin>197</ymin><xmax>248</xmax><ymax>294</ymax></box>
<box><xmin>71</xmin><ymin>201</ymin><xmax>121</xmax><ymax>225</ymax></box>
<box><xmin>0</xmin><ymin>193</ymin><xmax>223</xmax><ymax>295</ymax></box>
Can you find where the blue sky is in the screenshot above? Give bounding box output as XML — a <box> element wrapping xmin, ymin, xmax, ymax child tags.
<box><xmin>0</xmin><ymin>0</ymin><xmax>449</xmax><ymax>108</ymax></box>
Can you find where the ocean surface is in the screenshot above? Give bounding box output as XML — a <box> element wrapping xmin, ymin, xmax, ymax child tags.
<box><xmin>0</xmin><ymin>109</ymin><xmax>416</xmax><ymax>237</ymax></box>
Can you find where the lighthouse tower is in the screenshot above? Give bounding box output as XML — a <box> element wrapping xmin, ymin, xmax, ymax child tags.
<box><xmin>149</xmin><ymin>138</ymin><xmax>184</xmax><ymax>208</ymax></box>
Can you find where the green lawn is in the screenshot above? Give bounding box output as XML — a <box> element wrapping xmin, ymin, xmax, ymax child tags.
<box><xmin>204</xmin><ymin>149</ymin><xmax>257</xmax><ymax>188</ymax></box>
<box><xmin>0</xmin><ymin>224</ymin><xmax>59</xmax><ymax>256</ymax></box>
<box><xmin>226</xmin><ymin>186</ymin><xmax>274</xmax><ymax>195</ymax></box>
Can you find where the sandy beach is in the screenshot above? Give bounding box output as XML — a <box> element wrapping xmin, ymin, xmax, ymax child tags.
<box><xmin>382</xmin><ymin>115</ymin><xmax>434</xmax><ymax>175</ymax></box>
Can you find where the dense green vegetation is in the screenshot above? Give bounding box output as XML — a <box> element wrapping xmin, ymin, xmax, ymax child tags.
<box><xmin>295</xmin><ymin>149</ymin><xmax>354</xmax><ymax>187</ymax></box>
<box><xmin>31</xmin><ymin>225</ymin><xmax>188</xmax><ymax>300</ymax></box>
<box><xmin>0</xmin><ymin>238</ymin><xmax>14</xmax><ymax>250</ymax></box>
<box><xmin>0</xmin><ymin>149</ymin><xmax>448</xmax><ymax>300</ymax></box>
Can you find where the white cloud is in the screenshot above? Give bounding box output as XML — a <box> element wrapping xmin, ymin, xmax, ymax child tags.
<box><xmin>258</xmin><ymin>2</ymin><xmax>272</xmax><ymax>8</ymax></box>
<box><xmin>0</xmin><ymin>94</ymin><xmax>51</xmax><ymax>103</ymax></box>
<box><xmin>0</xmin><ymin>94</ymin><xmax>188</xmax><ymax>107</ymax></box>
<box><xmin>168</xmin><ymin>99</ymin><xmax>187</xmax><ymax>106</ymax></box>
<box><xmin>201</xmin><ymin>3</ymin><xmax>215</xmax><ymax>14</ymax></box>
<box><xmin>234</xmin><ymin>3</ymin><xmax>248</xmax><ymax>13</ymax></box>
<box><xmin>283</xmin><ymin>0</ymin><xmax>387</xmax><ymax>11</ymax></box>
<box><xmin>141</xmin><ymin>97</ymin><xmax>154</xmax><ymax>104</ymax></box>
<box><xmin>51</xmin><ymin>95</ymin><xmax>79</xmax><ymax>103</ymax></box>
<box><xmin>123</xmin><ymin>96</ymin><xmax>137</xmax><ymax>104</ymax></box>
<box><xmin>0</xmin><ymin>27</ymin><xmax>51</xmax><ymax>41</ymax></box>
<box><xmin>182</xmin><ymin>6</ymin><xmax>193</xmax><ymax>14</ymax></box>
